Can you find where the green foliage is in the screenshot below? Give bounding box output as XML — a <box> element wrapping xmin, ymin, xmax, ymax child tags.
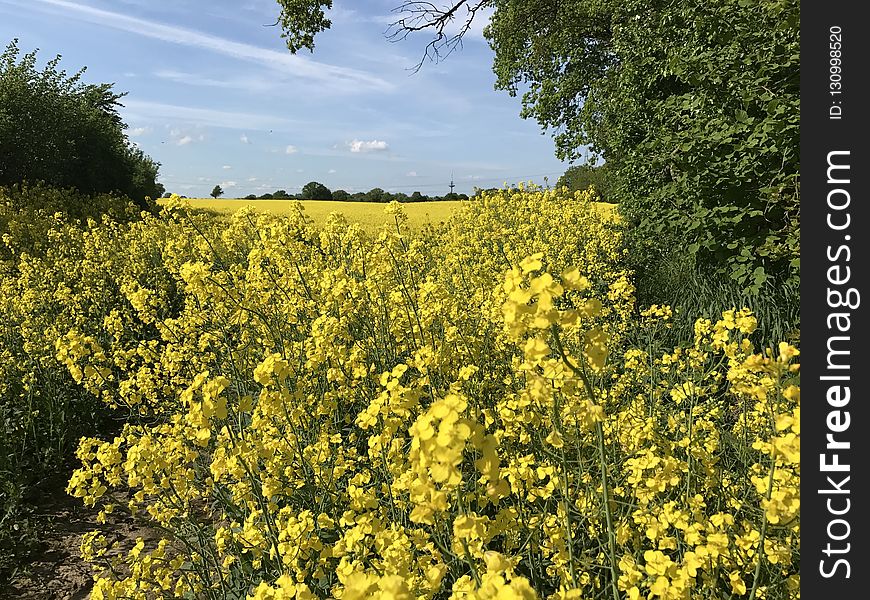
<box><xmin>331</xmin><ymin>189</ymin><xmax>350</xmax><ymax>201</ymax></box>
<box><xmin>210</xmin><ymin>185</ymin><xmax>224</xmax><ymax>199</ymax></box>
<box><xmin>301</xmin><ymin>181</ymin><xmax>332</xmax><ymax>200</ymax></box>
<box><xmin>556</xmin><ymin>163</ymin><xmax>612</xmax><ymax>201</ymax></box>
<box><xmin>632</xmin><ymin>250</ymin><xmax>800</xmax><ymax>353</ymax></box>
<box><xmin>273</xmin><ymin>0</ymin><xmax>333</xmax><ymax>53</ymax></box>
<box><xmin>365</xmin><ymin>187</ymin><xmax>385</xmax><ymax>203</ymax></box>
<box><xmin>486</xmin><ymin>0</ymin><xmax>799</xmax><ymax>291</ymax></box>
<box><xmin>0</xmin><ymin>40</ymin><xmax>162</xmax><ymax>210</ymax></box>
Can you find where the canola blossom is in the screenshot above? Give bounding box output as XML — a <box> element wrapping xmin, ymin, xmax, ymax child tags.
<box><xmin>4</xmin><ymin>186</ymin><xmax>798</xmax><ymax>599</ymax></box>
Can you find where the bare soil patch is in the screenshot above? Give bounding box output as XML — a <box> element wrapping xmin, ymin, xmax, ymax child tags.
<box><xmin>1</xmin><ymin>474</ymin><xmax>149</xmax><ymax>600</ymax></box>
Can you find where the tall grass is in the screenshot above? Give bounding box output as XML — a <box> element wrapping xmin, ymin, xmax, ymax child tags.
<box><xmin>632</xmin><ymin>251</ymin><xmax>800</xmax><ymax>351</ymax></box>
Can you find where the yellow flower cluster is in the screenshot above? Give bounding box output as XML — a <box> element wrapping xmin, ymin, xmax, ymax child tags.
<box><xmin>5</xmin><ymin>186</ymin><xmax>799</xmax><ymax>599</ymax></box>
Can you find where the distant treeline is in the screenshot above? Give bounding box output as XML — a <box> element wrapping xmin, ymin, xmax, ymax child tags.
<box><xmin>166</xmin><ymin>167</ymin><xmax>615</xmax><ymax>203</ymax></box>
<box><xmin>248</xmin><ymin>187</ymin><xmax>472</xmax><ymax>202</ymax></box>
<box><xmin>167</xmin><ymin>181</ymin><xmax>478</xmax><ymax>202</ymax></box>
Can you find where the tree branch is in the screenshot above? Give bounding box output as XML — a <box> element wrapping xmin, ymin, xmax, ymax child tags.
<box><xmin>385</xmin><ymin>1</ymin><xmax>491</xmax><ymax>72</ymax></box>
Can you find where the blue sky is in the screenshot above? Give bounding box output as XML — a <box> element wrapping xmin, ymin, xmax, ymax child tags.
<box><xmin>1</xmin><ymin>0</ymin><xmax>575</xmax><ymax>197</ymax></box>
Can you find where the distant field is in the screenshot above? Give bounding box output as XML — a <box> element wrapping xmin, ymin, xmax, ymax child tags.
<box><xmin>159</xmin><ymin>198</ymin><xmax>617</xmax><ymax>230</ymax></box>
<box><xmin>162</xmin><ymin>198</ymin><xmax>463</xmax><ymax>230</ymax></box>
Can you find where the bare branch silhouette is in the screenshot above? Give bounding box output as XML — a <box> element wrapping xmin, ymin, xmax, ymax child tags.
<box><xmin>385</xmin><ymin>1</ymin><xmax>491</xmax><ymax>73</ymax></box>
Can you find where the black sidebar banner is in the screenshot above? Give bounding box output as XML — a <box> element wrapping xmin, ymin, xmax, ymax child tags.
<box><xmin>802</xmin><ymin>1</ymin><xmax>870</xmax><ymax>596</ymax></box>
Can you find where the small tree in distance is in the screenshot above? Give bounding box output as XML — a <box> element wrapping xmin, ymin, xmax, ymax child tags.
<box><xmin>301</xmin><ymin>181</ymin><xmax>332</xmax><ymax>200</ymax></box>
<box><xmin>210</xmin><ymin>185</ymin><xmax>224</xmax><ymax>199</ymax></box>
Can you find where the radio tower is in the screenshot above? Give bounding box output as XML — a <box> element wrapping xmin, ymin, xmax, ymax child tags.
<box><xmin>449</xmin><ymin>172</ymin><xmax>455</xmax><ymax>196</ymax></box>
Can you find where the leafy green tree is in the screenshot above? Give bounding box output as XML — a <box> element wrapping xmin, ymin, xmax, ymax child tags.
<box><xmin>273</xmin><ymin>0</ymin><xmax>334</xmax><ymax>53</ymax></box>
<box><xmin>210</xmin><ymin>185</ymin><xmax>224</xmax><ymax>199</ymax></box>
<box><xmin>0</xmin><ymin>39</ymin><xmax>162</xmax><ymax>210</ymax></box>
<box><xmin>485</xmin><ymin>0</ymin><xmax>799</xmax><ymax>290</ymax></box>
<box><xmin>331</xmin><ymin>189</ymin><xmax>350</xmax><ymax>201</ymax></box>
<box><xmin>301</xmin><ymin>181</ymin><xmax>332</xmax><ymax>200</ymax></box>
<box><xmin>556</xmin><ymin>163</ymin><xmax>612</xmax><ymax>201</ymax></box>
<box><xmin>365</xmin><ymin>187</ymin><xmax>385</xmax><ymax>203</ymax></box>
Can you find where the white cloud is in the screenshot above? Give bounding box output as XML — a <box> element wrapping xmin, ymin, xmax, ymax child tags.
<box><xmin>222</xmin><ymin>165</ymin><xmax>232</xmax><ymax>170</ymax></box>
<box><xmin>27</xmin><ymin>0</ymin><xmax>394</xmax><ymax>93</ymax></box>
<box><xmin>296</xmin><ymin>169</ymin><xmax>304</xmax><ymax>173</ymax></box>
<box><xmin>328</xmin><ymin>168</ymin><xmax>337</xmax><ymax>174</ymax></box>
<box><xmin>176</xmin><ymin>135</ymin><xmax>194</xmax><ymax>146</ymax></box>
<box><xmin>128</xmin><ymin>126</ymin><xmax>151</xmax><ymax>137</ymax></box>
<box><xmin>406</xmin><ymin>171</ymin><xmax>418</xmax><ymax>177</ymax></box>
<box><xmin>220</xmin><ymin>181</ymin><xmax>238</xmax><ymax>188</ymax></box>
<box><xmin>285</xmin><ymin>145</ymin><xmax>298</xmax><ymax>154</ymax></box>
<box><xmin>247</xmin><ymin>177</ymin><xmax>258</xmax><ymax>182</ymax></box>
<box><xmin>347</xmin><ymin>139</ymin><xmax>389</xmax><ymax>153</ymax></box>
<box><xmin>240</xmin><ymin>134</ymin><xmax>250</xmax><ymax>144</ymax></box>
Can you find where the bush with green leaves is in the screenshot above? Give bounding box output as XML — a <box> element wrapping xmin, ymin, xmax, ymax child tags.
<box><xmin>556</xmin><ymin>163</ymin><xmax>613</xmax><ymax>201</ymax></box>
<box><xmin>487</xmin><ymin>0</ymin><xmax>799</xmax><ymax>291</ymax></box>
<box><xmin>0</xmin><ymin>39</ymin><xmax>162</xmax><ymax>210</ymax></box>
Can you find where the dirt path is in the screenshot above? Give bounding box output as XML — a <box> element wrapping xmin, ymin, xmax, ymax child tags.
<box><xmin>1</xmin><ymin>474</ymin><xmax>148</xmax><ymax>600</ymax></box>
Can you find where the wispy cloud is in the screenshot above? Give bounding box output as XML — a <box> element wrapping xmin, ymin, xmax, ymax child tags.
<box><xmin>240</xmin><ymin>134</ymin><xmax>250</xmax><ymax>144</ymax></box>
<box><xmin>222</xmin><ymin>165</ymin><xmax>232</xmax><ymax>170</ymax></box>
<box><xmin>26</xmin><ymin>0</ymin><xmax>394</xmax><ymax>93</ymax></box>
<box><xmin>348</xmin><ymin>139</ymin><xmax>389</xmax><ymax>153</ymax></box>
<box><xmin>285</xmin><ymin>145</ymin><xmax>298</xmax><ymax>154</ymax></box>
<box><xmin>153</xmin><ymin>69</ymin><xmax>265</xmax><ymax>91</ymax></box>
<box><xmin>122</xmin><ymin>100</ymin><xmax>297</xmax><ymax>131</ymax></box>
<box><xmin>128</xmin><ymin>126</ymin><xmax>151</xmax><ymax>137</ymax></box>
<box><xmin>406</xmin><ymin>170</ymin><xmax>418</xmax><ymax>177</ymax></box>
<box><xmin>176</xmin><ymin>135</ymin><xmax>194</xmax><ymax>146</ymax></box>
<box><xmin>328</xmin><ymin>168</ymin><xmax>337</xmax><ymax>174</ymax></box>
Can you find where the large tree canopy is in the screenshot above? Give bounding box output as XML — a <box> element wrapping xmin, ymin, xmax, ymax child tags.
<box><xmin>272</xmin><ymin>0</ymin><xmax>799</xmax><ymax>290</ymax></box>
<box><xmin>0</xmin><ymin>39</ymin><xmax>161</xmax><ymax>210</ymax></box>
